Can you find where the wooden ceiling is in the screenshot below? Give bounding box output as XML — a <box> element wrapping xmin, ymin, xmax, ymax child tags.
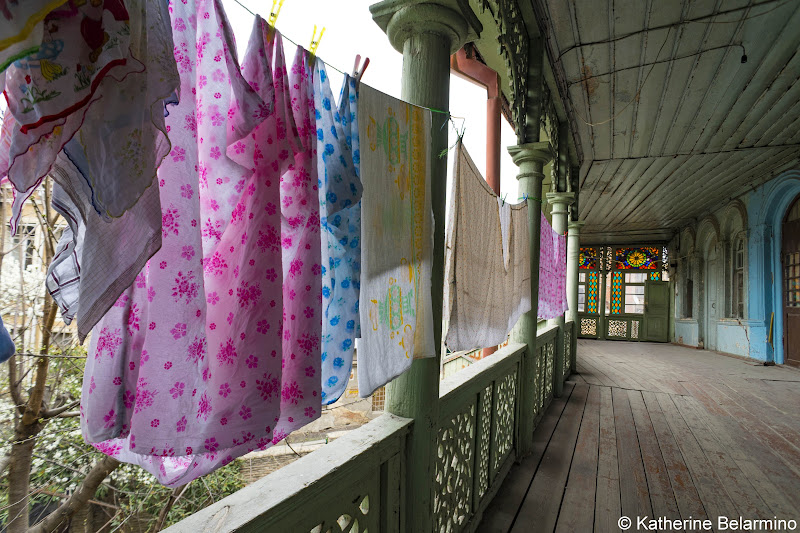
<box><xmin>533</xmin><ymin>0</ymin><xmax>800</xmax><ymax>243</ymax></box>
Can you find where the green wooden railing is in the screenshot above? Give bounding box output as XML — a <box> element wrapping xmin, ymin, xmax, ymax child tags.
<box><xmin>164</xmin><ymin>321</ymin><xmax>577</xmax><ymax>533</ymax></box>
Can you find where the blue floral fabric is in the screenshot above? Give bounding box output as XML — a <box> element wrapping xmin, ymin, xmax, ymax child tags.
<box><xmin>314</xmin><ymin>62</ymin><xmax>362</xmax><ymax>404</ymax></box>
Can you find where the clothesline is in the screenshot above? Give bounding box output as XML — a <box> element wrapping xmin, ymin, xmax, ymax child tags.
<box><xmin>229</xmin><ymin>0</ymin><xmax>466</xmax><ymax>123</ymax></box>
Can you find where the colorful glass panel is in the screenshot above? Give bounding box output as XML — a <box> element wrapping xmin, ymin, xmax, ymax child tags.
<box><xmin>587</xmin><ymin>271</ymin><xmax>599</xmax><ymax>313</ymax></box>
<box><xmin>579</xmin><ymin>247</ymin><xmax>597</xmax><ymax>270</ymax></box>
<box><xmin>610</xmin><ymin>272</ymin><xmax>624</xmax><ymax>314</ymax></box>
<box><xmin>615</xmin><ymin>247</ymin><xmax>659</xmax><ymax>270</ymax></box>
<box><xmin>650</xmin><ymin>272</ymin><xmax>661</xmax><ymax>281</ymax></box>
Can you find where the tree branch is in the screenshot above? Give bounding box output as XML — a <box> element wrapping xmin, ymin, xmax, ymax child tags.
<box><xmin>42</xmin><ymin>399</ymin><xmax>80</xmax><ymax>419</ymax></box>
<box><xmin>26</xmin><ymin>456</ymin><xmax>120</xmax><ymax>533</ymax></box>
<box><xmin>7</xmin><ymin>355</ymin><xmax>27</xmax><ymax>416</ymax></box>
<box><xmin>152</xmin><ymin>484</ymin><xmax>188</xmax><ymax>532</ymax></box>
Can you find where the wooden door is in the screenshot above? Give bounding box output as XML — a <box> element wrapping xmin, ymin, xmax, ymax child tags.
<box><xmin>783</xmin><ymin>195</ymin><xmax>800</xmax><ymax>367</ymax></box>
<box><xmin>644</xmin><ymin>281</ymin><xmax>669</xmax><ymax>342</ymax></box>
<box><xmin>705</xmin><ymin>247</ymin><xmax>718</xmax><ymax>350</ymax></box>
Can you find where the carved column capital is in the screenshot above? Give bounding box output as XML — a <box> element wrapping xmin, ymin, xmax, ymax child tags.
<box><xmin>546</xmin><ymin>192</ymin><xmax>576</xmax><ymax>218</ymax></box>
<box><xmin>371</xmin><ymin>0</ymin><xmax>479</xmax><ymax>54</ymax></box>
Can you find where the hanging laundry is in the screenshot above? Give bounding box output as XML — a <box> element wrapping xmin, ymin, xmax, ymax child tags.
<box><xmin>314</xmin><ymin>62</ymin><xmax>362</xmax><ymax>405</ymax></box>
<box><xmin>0</xmin><ymin>316</ymin><xmax>14</xmax><ymax>364</ymax></box>
<box><xmin>46</xmin><ymin>152</ymin><xmax>163</xmax><ymax>341</ymax></box>
<box><xmin>538</xmin><ymin>212</ymin><xmax>568</xmax><ymax>319</ymax></box>
<box><xmin>357</xmin><ymin>84</ymin><xmax>435</xmax><ymax>398</ymax></box>
<box><xmin>21</xmin><ymin>0</ymin><xmax>178</xmax><ymax>339</ymax></box>
<box><xmin>3</xmin><ymin>0</ymin><xmax>177</xmax><ymax>230</ymax></box>
<box><xmin>444</xmin><ymin>141</ymin><xmax>531</xmax><ymax>351</ymax></box>
<box><xmin>80</xmin><ymin>2</ymin><xmax>320</xmax><ymax>487</ymax></box>
<box><xmin>0</xmin><ymin>1</ymin><xmax>67</xmax><ymax>73</ymax></box>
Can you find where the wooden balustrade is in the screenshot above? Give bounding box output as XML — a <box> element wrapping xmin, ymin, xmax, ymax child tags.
<box><xmin>164</xmin><ymin>322</ymin><xmax>577</xmax><ymax>533</ymax></box>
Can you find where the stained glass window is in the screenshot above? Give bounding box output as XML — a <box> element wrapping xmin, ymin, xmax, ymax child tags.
<box><xmin>650</xmin><ymin>272</ymin><xmax>661</xmax><ymax>281</ymax></box>
<box><xmin>614</xmin><ymin>247</ymin><xmax>660</xmax><ymax>270</ymax></box>
<box><xmin>610</xmin><ymin>272</ymin><xmax>624</xmax><ymax>314</ymax></box>
<box><xmin>579</xmin><ymin>247</ymin><xmax>598</xmax><ymax>270</ymax></box>
<box><xmin>587</xmin><ymin>272</ymin><xmax>599</xmax><ymax>313</ymax></box>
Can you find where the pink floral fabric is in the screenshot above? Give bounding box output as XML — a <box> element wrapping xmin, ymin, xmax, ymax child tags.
<box><xmin>538</xmin><ymin>212</ymin><xmax>568</xmax><ymax>319</ymax></box>
<box><xmin>80</xmin><ymin>2</ymin><xmax>321</xmax><ymax>486</ymax></box>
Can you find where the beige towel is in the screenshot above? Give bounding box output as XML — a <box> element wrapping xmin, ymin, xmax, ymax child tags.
<box><xmin>357</xmin><ymin>84</ymin><xmax>436</xmax><ymax>397</ymax></box>
<box><xmin>444</xmin><ymin>141</ymin><xmax>531</xmax><ymax>352</ymax></box>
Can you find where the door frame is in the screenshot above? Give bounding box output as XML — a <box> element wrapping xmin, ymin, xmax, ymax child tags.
<box><xmin>703</xmin><ymin>238</ymin><xmax>719</xmax><ymax>351</ymax></box>
<box><xmin>781</xmin><ymin>194</ymin><xmax>800</xmax><ymax>365</ymax></box>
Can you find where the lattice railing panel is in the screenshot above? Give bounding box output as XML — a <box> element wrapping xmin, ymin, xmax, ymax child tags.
<box><xmin>564</xmin><ymin>327</ymin><xmax>572</xmax><ymax>379</ymax></box>
<box><xmin>535</xmin><ymin>344</ymin><xmax>545</xmax><ymax>414</ymax></box>
<box><xmin>608</xmin><ymin>319</ymin><xmax>628</xmax><ymax>338</ymax></box>
<box><xmin>580</xmin><ymin>317</ymin><xmax>598</xmax><ymax>337</ymax></box>
<box><xmin>544</xmin><ymin>341</ymin><xmax>554</xmax><ymax>399</ymax></box>
<box><xmin>307</xmin><ymin>474</ymin><xmax>380</xmax><ymax>533</ymax></box>
<box><xmin>491</xmin><ymin>370</ymin><xmax>517</xmax><ymax>477</ymax></box>
<box><xmin>631</xmin><ymin>320</ymin><xmax>640</xmax><ymax>340</ymax></box>
<box><xmin>434</xmin><ymin>402</ymin><xmax>476</xmax><ymax>533</ymax></box>
<box><xmin>475</xmin><ymin>385</ymin><xmax>492</xmax><ymax>502</ymax></box>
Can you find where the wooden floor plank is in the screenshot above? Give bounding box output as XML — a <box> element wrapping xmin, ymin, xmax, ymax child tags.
<box><xmin>640</xmin><ymin>391</ymin><xmax>709</xmax><ymax>523</ymax></box>
<box><xmin>710</xmin><ymin>381</ymin><xmax>800</xmax><ymax>453</ymax></box>
<box><xmin>674</xmin><ymin>393</ymin><xmax>800</xmax><ymax>517</ymax></box>
<box><xmin>612</xmin><ymin>387</ymin><xmax>652</xmax><ymax>521</ymax></box>
<box><xmin>555</xmin><ymin>386</ymin><xmax>600</xmax><ymax>533</ymax></box>
<box><xmin>697</xmin><ymin>382</ymin><xmax>800</xmax><ymax>477</ymax></box>
<box><xmin>655</xmin><ymin>392</ymin><xmax>739</xmax><ymax>527</ymax></box>
<box><xmin>478</xmin><ymin>382</ymin><xmax>575</xmax><ymax>533</ymax></box>
<box><xmin>594</xmin><ymin>387</ymin><xmax>621</xmax><ymax>533</ymax></box>
<box><xmin>671</xmin><ymin>395</ymin><xmax>774</xmax><ymax>520</ymax></box>
<box><xmin>489</xmin><ymin>341</ymin><xmax>800</xmax><ymax>533</ymax></box>
<box><xmin>627</xmin><ymin>390</ymin><xmax>680</xmax><ymax>521</ymax></box>
<box><xmin>510</xmin><ymin>384</ymin><xmax>589</xmax><ymax>533</ymax></box>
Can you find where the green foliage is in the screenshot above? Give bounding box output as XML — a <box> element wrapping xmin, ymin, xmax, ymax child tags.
<box><xmin>1</xmin><ymin>345</ymin><xmax>246</xmax><ymax>532</ymax></box>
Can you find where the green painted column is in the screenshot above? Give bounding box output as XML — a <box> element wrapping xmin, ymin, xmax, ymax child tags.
<box><xmin>508</xmin><ymin>142</ymin><xmax>553</xmax><ymax>456</ymax></box>
<box><xmin>369</xmin><ymin>2</ymin><xmax>473</xmax><ymax>530</ymax></box>
<box><xmin>546</xmin><ymin>192</ymin><xmax>574</xmax><ymax>397</ymax></box>
<box><xmin>566</xmin><ymin>221</ymin><xmax>584</xmax><ymax>374</ymax></box>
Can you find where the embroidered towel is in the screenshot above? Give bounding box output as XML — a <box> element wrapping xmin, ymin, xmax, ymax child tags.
<box><xmin>314</xmin><ymin>62</ymin><xmax>362</xmax><ymax>405</ymax></box>
<box><xmin>4</xmin><ymin>0</ymin><xmax>177</xmax><ymax>229</ymax></box>
<box><xmin>444</xmin><ymin>141</ymin><xmax>531</xmax><ymax>351</ymax></box>
<box><xmin>0</xmin><ymin>1</ymin><xmax>66</xmax><ymax>72</ymax></box>
<box><xmin>357</xmin><ymin>84</ymin><xmax>435</xmax><ymax>397</ymax></box>
<box><xmin>538</xmin><ymin>212</ymin><xmax>568</xmax><ymax>319</ymax></box>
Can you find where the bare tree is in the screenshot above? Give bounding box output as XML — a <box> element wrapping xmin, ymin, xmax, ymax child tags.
<box><xmin>2</xmin><ymin>180</ymin><xmax>120</xmax><ymax>533</ymax></box>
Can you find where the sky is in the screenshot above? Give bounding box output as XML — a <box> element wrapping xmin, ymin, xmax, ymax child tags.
<box><xmin>221</xmin><ymin>0</ymin><xmax>521</xmax><ymax>206</ymax></box>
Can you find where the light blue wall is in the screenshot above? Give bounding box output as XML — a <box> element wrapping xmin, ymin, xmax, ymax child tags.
<box><xmin>746</xmin><ymin>170</ymin><xmax>800</xmax><ymax>364</ymax></box>
<box><xmin>669</xmin><ymin>169</ymin><xmax>800</xmax><ymax>361</ymax></box>
<box><xmin>674</xmin><ymin>319</ymin><xmax>699</xmax><ymax>347</ymax></box>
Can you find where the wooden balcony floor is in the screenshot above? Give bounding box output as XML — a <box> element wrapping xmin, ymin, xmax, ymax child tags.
<box><xmin>480</xmin><ymin>340</ymin><xmax>800</xmax><ymax>532</ymax></box>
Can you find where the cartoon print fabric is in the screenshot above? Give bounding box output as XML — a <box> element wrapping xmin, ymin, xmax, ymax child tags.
<box><xmin>3</xmin><ymin>0</ymin><xmax>178</xmax><ymax>232</ymax></box>
<box><xmin>80</xmin><ymin>2</ymin><xmax>321</xmax><ymax>487</ymax></box>
<box><xmin>444</xmin><ymin>141</ymin><xmax>531</xmax><ymax>351</ymax></box>
<box><xmin>314</xmin><ymin>62</ymin><xmax>362</xmax><ymax>405</ymax></box>
<box><xmin>0</xmin><ymin>0</ymin><xmax>67</xmax><ymax>73</ymax></box>
<box><xmin>357</xmin><ymin>83</ymin><xmax>435</xmax><ymax>398</ymax></box>
<box><xmin>538</xmin><ymin>212</ymin><xmax>568</xmax><ymax>319</ymax></box>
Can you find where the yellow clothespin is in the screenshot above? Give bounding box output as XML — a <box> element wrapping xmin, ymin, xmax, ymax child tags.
<box><xmin>309</xmin><ymin>24</ymin><xmax>325</xmax><ymax>58</ymax></box>
<box><xmin>266</xmin><ymin>0</ymin><xmax>284</xmax><ymax>42</ymax></box>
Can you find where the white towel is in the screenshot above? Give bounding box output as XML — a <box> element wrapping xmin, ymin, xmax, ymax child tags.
<box><xmin>444</xmin><ymin>141</ymin><xmax>531</xmax><ymax>351</ymax></box>
<box><xmin>357</xmin><ymin>84</ymin><xmax>435</xmax><ymax>397</ymax></box>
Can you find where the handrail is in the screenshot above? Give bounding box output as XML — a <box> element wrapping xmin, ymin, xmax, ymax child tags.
<box><xmin>162</xmin><ymin>414</ymin><xmax>412</xmax><ymax>532</ymax></box>
<box><xmin>440</xmin><ymin>342</ymin><xmax>526</xmax><ymax>399</ymax></box>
